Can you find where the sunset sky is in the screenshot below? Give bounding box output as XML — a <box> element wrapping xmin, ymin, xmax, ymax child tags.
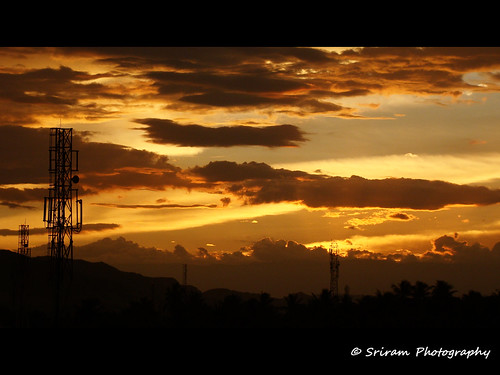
<box><xmin>2</xmin><ymin>47</ymin><xmax>500</xmax><ymax>294</ymax></box>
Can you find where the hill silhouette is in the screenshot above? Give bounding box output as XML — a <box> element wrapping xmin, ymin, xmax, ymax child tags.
<box><xmin>1</xmin><ymin>248</ymin><xmax>500</xmax><ymax>351</ymax></box>
<box><xmin>0</xmin><ymin>249</ymin><xmax>267</xmax><ymax>327</ymax></box>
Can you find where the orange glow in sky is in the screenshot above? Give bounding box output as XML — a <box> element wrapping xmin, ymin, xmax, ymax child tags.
<box><xmin>2</xmin><ymin>47</ymin><xmax>500</xmax><ymax>295</ymax></box>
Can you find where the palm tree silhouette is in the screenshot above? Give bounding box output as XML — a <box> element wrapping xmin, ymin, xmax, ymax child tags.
<box><xmin>431</xmin><ymin>280</ymin><xmax>456</xmax><ymax>300</ymax></box>
<box><xmin>412</xmin><ymin>281</ymin><xmax>431</xmax><ymax>301</ymax></box>
<box><xmin>391</xmin><ymin>280</ymin><xmax>413</xmax><ymax>299</ymax></box>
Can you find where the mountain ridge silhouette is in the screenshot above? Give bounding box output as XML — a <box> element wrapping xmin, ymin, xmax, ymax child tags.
<box><xmin>0</xmin><ymin>249</ymin><xmax>271</xmax><ymax>321</ymax></box>
<box><xmin>1</xmin><ymin>247</ymin><xmax>500</xmax><ymax>352</ymax></box>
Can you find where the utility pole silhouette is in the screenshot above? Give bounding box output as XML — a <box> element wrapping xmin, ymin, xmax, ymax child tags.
<box><xmin>43</xmin><ymin>127</ymin><xmax>82</xmax><ymax>325</ymax></box>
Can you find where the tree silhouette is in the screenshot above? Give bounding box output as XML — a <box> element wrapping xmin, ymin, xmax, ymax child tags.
<box><xmin>121</xmin><ymin>297</ymin><xmax>159</xmax><ymax>327</ymax></box>
<box><xmin>282</xmin><ymin>293</ymin><xmax>306</xmax><ymax>326</ymax></box>
<box><xmin>412</xmin><ymin>281</ymin><xmax>431</xmax><ymax>301</ymax></box>
<box><xmin>251</xmin><ymin>292</ymin><xmax>276</xmax><ymax>327</ymax></box>
<box><xmin>312</xmin><ymin>288</ymin><xmax>336</xmax><ymax>307</ymax></box>
<box><xmin>284</xmin><ymin>292</ymin><xmax>302</xmax><ymax>309</ymax></box>
<box><xmin>214</xmin><ymin>294</ymin><xmax>245</xmax><ymax>327</ymax></box>
<box><xmin>2</xmin><ymin>270</ymin><xmax>500</xmax><ymax>331</ymax></box>
<box><xmin>431</xmin><ymin>280</ymin><xmax>456</xmax><ymax>300</ymax></box>
<box><xmin>308</xmin><ymin>289</ymin><xmax>337</xmax><ymax>327</ymax></box>
<box><xmin>163</xmin><ymin>282</ymin><xmax>209</xmax><ymax>327</ymax></box>
<box><xmin>391</xmin><ymin>280</ymin><xmax>413</xmax><ymax>299</ymax></box>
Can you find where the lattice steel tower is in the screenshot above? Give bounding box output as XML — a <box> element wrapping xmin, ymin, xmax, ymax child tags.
<box><xmin>18</xmin><ymin>223</ymin><xmax>31</xmax><ymax>257</ymax></box>
<box><xmin>329</xmin><ymin>241</ymin><xmax>340</xmax><ymax>298</ymax></box>
<box><xmin>43</xmin><ymin>127</ymin><xmax>82</xmax><ymax>285</ymax></box>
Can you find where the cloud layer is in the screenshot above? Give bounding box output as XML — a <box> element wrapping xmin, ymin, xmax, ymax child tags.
<box><xmin>190</xmin><ymin>161</ymin><xmax>500</xmax><ymax>210</ymax></box>
<box><xmin>0</xmin><ymin>223</ymin><xmax>120</xmax><ymax>237</ymax></box>
<box><xmin>3</xmin><ymin>47</ymin><xmax>500</xmax><ymax>126</ymax></box>
<box><xmin>0</xmin><ymin>64</ymin><xmax>123</xmax><ymax>125</ymax></box>
<box><xmin>135</xmin><ymin>118</ymin><xmax>307</xmax><ymax>147</ymax></box>
<box><xmin>2</xmin><ymin>124</ymin><xmax>500</xmax><ymax>213</ymax></box>
<box><xmin>0</xmin><ymin>126</ymin><xmax>198</xmax><ymax>207</ymax></box>
<box><xmin>71</xmin><ymin>234</ymin><xmax>500</xmax><ymax>269</ymax></box>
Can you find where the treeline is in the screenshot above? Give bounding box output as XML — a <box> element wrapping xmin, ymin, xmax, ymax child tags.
<box><xmin>2</xmin><ymin>279</ymin><xmax>500</xmax><ymax>331</ymax></box>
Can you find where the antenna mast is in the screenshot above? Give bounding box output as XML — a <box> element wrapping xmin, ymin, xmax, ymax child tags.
<box><xmin>18</xmin><ymin>223</ymin><xmax>31</xmax><ymax>257</ymax></box>
<box><xmin>329</xmin><ymin>241</ymin><xmax>340</xmax><ymax>299</ymax></box>
<box><xmin>43</xmin><ymin>127</ymin><xmax>82</xmax><ymax>320</ymax></box>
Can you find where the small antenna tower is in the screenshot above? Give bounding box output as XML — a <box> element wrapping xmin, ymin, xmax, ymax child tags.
<box><xmin>18</xmin><ymin>223</ymin><xmax>31</xmax><ymax>257</ymax></box>
<box><xmin>328</xmin><ymin>241</ymin><xmax>340</xmax><ymax>298</ymax></box>
<box><xmin>43</xmin><ymin>127</ymin><xmax>82</xmax><ymax>321</ymax></box>
<box><xmin>15</xmin><ymin>221</ymin><xmax>31</xmax><ymax>327</ymax></box>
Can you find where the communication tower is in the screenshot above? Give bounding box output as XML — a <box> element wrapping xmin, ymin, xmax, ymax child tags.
<box><xmin>329</xmin><ymin>241</ymin><xmax>340</xmax><ymax>298</ymax></box>
<box><xmin>15</xmin><ymin>222</ymin><xmax>31</xmax><ymax>327</ymax></box>
<box><xmin>43</xmin><ymin>127</ymin><xmax>82</xmax><ymax>319</ymax></box>
<box><xmin>18</xmin><ymin>223</ymin><xmax>31</xmax><ymax>257</ymax></box>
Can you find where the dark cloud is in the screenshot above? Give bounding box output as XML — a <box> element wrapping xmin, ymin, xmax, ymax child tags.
<box><xmin>0</xmin><ymin>126</ymin><xmax>51</xmax><ymax>184</ymax></box>
<box><xmin>389</xmin><ymin>213</ymin><xmax>413</xmax><ymax>220</ymax></box>
<box><xmin>76</xmin><ymin>139</ymin><xmax>176</xmax><ymax>175</ymax></box>
<box><xmin>0</xmin><ymin>125</ymin><xmax>176</xmax><ymax>184</ymax></box>
<box><xmin>247</xmin><ymin>175</ymin><xmax>500</xmax><ymax>210</ymax></box>
<box><xmin>220</xmin><ymin>197</ymin><xmax>231</xmax><ymax>207</ymax></box>
<box><xmin>135</xmin><ymin>118</ymin><xmax>307</xmax><ymax>147</ymax></box>
<box><xmin>191</xmin><ymin>160</ymin><xmax>500</xmax><ymax>210</ymax></box>
<box><xmin>0</xmin><ymin>186</ymin><xmax>45</xmax><ymax>210</ymax></box>
<box><xmin>423</xmin><ymin>234</ymin><xmax>495</xmax><ymax>263</ymax></box>
<box><xmin>2</xmin><ymin>47</ymin><xmax>500</xmax><ymax>124</ymax></box>
<box><xmin>81</xmin><ymin>169</ymin><xmax>195</xmax><ymax>191</ymax></box>
<box><xmin>169</xmin><ymin>94</ymin><xmax>348</xmax><ymax>116</ymax></box>
<box><xmin>0</xmin><ymin>125</ymin><xmax>197</xmax><ymax>197</ymax></box>
<box><xmin>76</xmin><ymin>236</ymin><xmax>324</xmax><ymax>267</ymax></box>
<box><xmin>75</xmin><ymin>236</ymin><xmax>194</xmax><ymax>265</ymax></box>
<box><xmin>245</xmin><ymin>234</ymin><xmax>500</xmax><ymax>267</ymax></box>
<box><xmin>0</xmin><ymin>228</ymin><xmax>46</xmax><ymax>236</ymax></box>
<box><xmin>173</xmin><ymin>244</ymin><xmax>192</xmax><ymax>260</ymax></box>
<box><xmin>51</xmin><ymin>47</ymin><xmax>334</xmax><ymax>71</ymax></box>
<box><xmin>342</xmin><ymin>234</ymin><xmax>500</xmax><ymax>267</ymax></box>
<box><xmin>134</xmin><ymin>49</ymin><xmax>351</xmax><ymax>115</ymax></box>
<box><xmin>80</xmin><ymin>223</ymin><xmax>122</xmax><ymax>232</ymax></box>
<box><xmin>92</xmin><ymin>202</ymin><xmax>217</xmax><ymax>209</ymax></box>
<box><xmin>70</xmin><ymin>233</ymin><xmax>500</xmax><ymax>268</ymax></box>
<box><xmin>0</xmin><ymin>201</ymin><xmax>36</xmax><ymax>209</ymax></box>
<box><xmin>178</xmin><ymin>91</ymin><xmax>286</xmax><ymax>108</ymax></box>
<box><xmin>0</xmin><ymin>187</ymin><xmax>46</xmax><ymax>202</ymax></box>
<box><xmin>137</xmin><ymin>47</ymin><xmax>500</xmax><ymax>114</ymax></box>
<box><xmin>0</xmin><ymin>223</ymin><xmax>120</xmax><ymax>236</ymax></box>
<box><xmin>336</xmin><ymin>47</ymin><xmax>500</xmax><ymax>97</ymax></box>
<box><xmin>250</xmin><ymin>238</ymin><xmax>325</xmax><ymax>262</ymax></box>
<box><xmin>0</xmin><ymin>65</ymin><xmax>123</xmax><ymax>125</ymax></box>
<box><xmin>37</xmin><ymin>47</ymin><xmax>352</xmax><ymax>116</ymax></box>
<box><xmin>345</xmin><ymin>249</ymin><xmax>387</xmax><ymax>260</ymax></box>
<box><xmin>147</xmin><ymin>70</ymin><xmax>309</xmax><ymax>95</ymax></box>
<box><xmin>189</xmin><ymin>161</ymin><xmax>318</xmax><ymax>182</ymax></box>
